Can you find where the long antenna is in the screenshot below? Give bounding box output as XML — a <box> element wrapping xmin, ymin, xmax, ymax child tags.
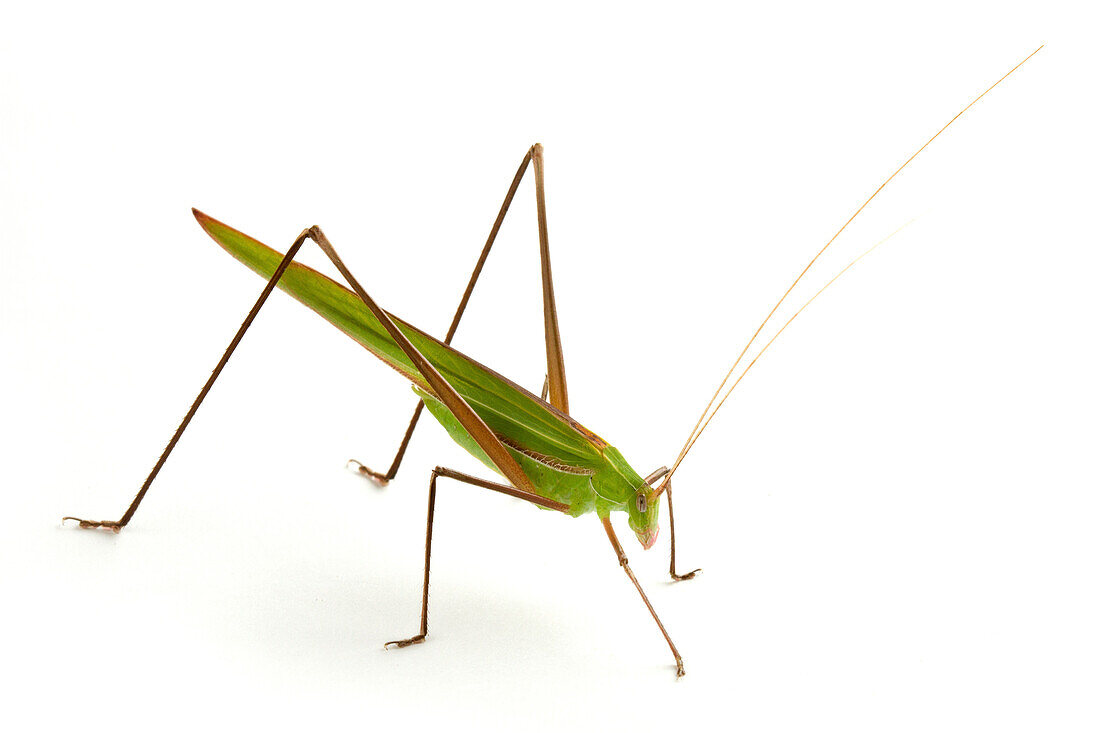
<box><xmin>655</xmin><ymin>45</ymin><xmax>1043</xmax><ymax>495</ymax></box>
<box><xmin>681</xmin><ymin>221</ymin><xmax>911</xmax><ymax>467</ymax></box>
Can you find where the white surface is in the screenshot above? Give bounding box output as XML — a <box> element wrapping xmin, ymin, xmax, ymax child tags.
<box><xmin>2</xmin><ymin>3</ymin><xmax>1097</xmax><ymax>731</ymax></box>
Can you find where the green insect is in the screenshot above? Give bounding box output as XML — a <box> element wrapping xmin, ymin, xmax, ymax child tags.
<box><xmin>65</xmin><ymin>47</ymin><xmax>1041</xmax><ymax>677</ymax></box>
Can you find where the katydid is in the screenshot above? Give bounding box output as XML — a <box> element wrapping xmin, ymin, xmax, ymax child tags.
<box><xmin>64</xmin><ymin>47</ymin><xmax>1042</xmax><ymax>678</ymax></box>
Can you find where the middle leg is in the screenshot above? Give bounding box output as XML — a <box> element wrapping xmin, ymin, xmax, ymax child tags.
<box><xmin>385</xmin><ymin>466</ymin><xmax>569</xmax><ymax>648</ymax></box>
<box><xmin>644</xmin><ymin>467</ymin><xmax>701</xmax><ymax>582</ymax></box>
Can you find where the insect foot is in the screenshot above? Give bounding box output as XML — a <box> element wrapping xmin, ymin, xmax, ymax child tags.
<box><xmin>671</xmin><ymin>568</ymin><xmax>702</xmax><ymax>582</ymax></box>
<box><xmin>346</xmin><ymin>459</ymin><xmax>390</xmax><ymax>487</ymax></box>
<box><xmin>385</xmin><ymin>634</ymin><xmax>426</xmax><ymax>649</ymax></box>
<box><xmin>677</xmin><ymin>660</ymin><xmax>686</xmax><ymax>678</ymax></box>
<box><xmin>62</xmin><ymin>517</ymin><xmax>122</xmax><ymax>533</ymax></box>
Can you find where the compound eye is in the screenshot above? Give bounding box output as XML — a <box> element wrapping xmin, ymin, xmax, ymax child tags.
<box><xmin>635</xmin><ymin>493</ymin><xmax>647</xmax><ymax>513</ymax></box>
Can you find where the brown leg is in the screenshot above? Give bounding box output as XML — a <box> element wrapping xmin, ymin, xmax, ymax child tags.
<box><xmin>63</xmin><ymin>228</ymin><xmax>314</xmax><ymax>532</ymax></box>
<box><xmin>643</xmin><ymin>468</ymin><xmax>701</xmax><ymax>582</ymax></box>
<box><xmin>601</xmin><ymin>516</ymin><xmax>685</xmax><ymax>678</ymax></box>
<box><xmin>386</xmin><ymin>466</ymin><xmax>568</xmax><ymax>648</ymax></box>
<box><xmin>347</xmin><ymin>402</ymin><xmax>426</xmax><ymax>486</ymax></box>
<box><xmin>664</xmin><ymin>480</ymin><xmax>702</xmax><ymax>582</ymax></box>
<box><xmin>352</xmin><ymin>143</ymin><xmax>570</xmax><ymax>485</ymax></box>
<box><xmin>530</xmin><ymin>144</ymin><xmax>569</xmax><ymax>414</ymax></box>
<box><xmin>384</xmin><ymin>469</ymin><xmax>436</xmax><ymax>647</ymax></box>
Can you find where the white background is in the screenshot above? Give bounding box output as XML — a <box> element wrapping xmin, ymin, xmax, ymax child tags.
<box><xmin>2</xmin><ymin>2</ymin><xmax>1097</xmax><ymax>731</ymax></box>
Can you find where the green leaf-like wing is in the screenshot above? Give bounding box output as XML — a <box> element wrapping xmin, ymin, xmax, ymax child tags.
<box><xmin>192</xmin><ymin>209</ymin><xmax>607</xmax><ymax>468</ymax></box>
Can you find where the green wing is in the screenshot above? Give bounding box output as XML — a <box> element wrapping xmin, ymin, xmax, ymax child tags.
<box><xmin>192</xmin><ymin>209</ymin><xmax>606</xmax><ymax>469</ymax></box>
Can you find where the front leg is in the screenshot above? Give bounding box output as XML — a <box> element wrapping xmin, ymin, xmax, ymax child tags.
<box><xmin>601</xmin><ymin>516</ymin><xmax>686</xmax><ymax>678</ymax></box>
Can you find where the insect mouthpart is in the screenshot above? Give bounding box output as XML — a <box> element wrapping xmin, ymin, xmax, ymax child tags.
<box><xmin>636</xmin><ymin>524</ymin><xmax>659</xmax><ymax>550</ymax></box>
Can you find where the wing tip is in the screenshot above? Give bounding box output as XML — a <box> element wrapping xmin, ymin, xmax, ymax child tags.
<box><xmin>191</xmin><ymin>207</ymin><xmax>218</xmax><ymax>233</ymax></box>
<box><xmin>190</xmin><ymin>208</ymin><xmax>250</xmax><ymax>254</ymax></box>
